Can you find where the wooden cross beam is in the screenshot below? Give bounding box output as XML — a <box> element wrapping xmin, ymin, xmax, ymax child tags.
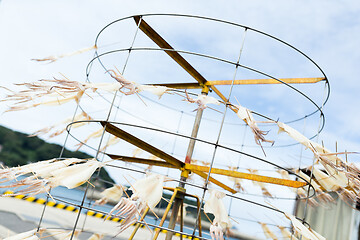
<box><xmin>149</xmin><ymin>77</ymin><xmax>325</xmax><ymax>89</ymax></box>
<box><xmin>103</xmin><ymin>122</ymin><xmax>306</xmax><ymax>192</ymax></box>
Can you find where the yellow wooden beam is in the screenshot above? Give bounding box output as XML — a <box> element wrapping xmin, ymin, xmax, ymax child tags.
<box><xmin>150</xmin><ymin>77</ymin><xmax>324</xmax><ymax>89</ymax></box>
<box><xmin>186</xmin><ymin>164</ymin><xmax>306</xmax><ymax>188</ymax></box>
<box><xmin>107</xmin><ymin>154</ymin><xmax>177</xmax><ymax>168</ymax></box>
<box><xmin>193</xmin><ymin>170</ymin><xmax>237</xmax><ymax>194</ymax></box>
<box><xmin>133</xmin><ymin>16</ymin><xmax>232</xmax><ymax>109</ymax></box>
<box><xmin>101</xmin><ymin>121</ymin><xmax>184</xmax><ymax>169</ymax></box>
<box><xmin>206</xmin><ymin>77</ymin><xmax>325</xmax><ymax>85</ymax></box>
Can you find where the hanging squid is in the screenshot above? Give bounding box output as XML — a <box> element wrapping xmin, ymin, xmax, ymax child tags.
<box><xmin>1</xmin><ymin>76</ymin><xmax>170</xmax><ymax>112</ymax></box>
<box><xmin>107</xmin><ymin>68</ymin><xmax>169</xmax><ymax>98</ymax></box>
<box><xmin>108</xmin><ymin>174</ymin><xmax>164</xmax><ymax>235</ymax></box>
<box><xmin>1</xmin><ymin>158</ymin><xmax>104</xmax><ymax>197</ymax></box>
<box><xmin>283</xmin><ymin>212</ymin><xmax>325</xmax><ymax>240</ymax></box>
<box><xmin>277</xmin><ymin>121</ymin><xmax>350</xmax><ymax>172</ymax></box>
<box><xmin>95</xmin><ymin>184</ymin><xmax>125</xmax><ymax>205</ymax></box>
<box><xmin>277</xmin><ymin>169</ymin><xmax>321</xmax><ymax>206</ymax></box>
<box><xmin>184</xmin><ymin>90</ymin><xmax>220</xmax><ymax>111</ymax></box>
<box><xmin>136</xmin><ymin>84</ymin><xmax>168</xmax><ymax>99</ymax></box>
<box><xmin>295</xmin><ymin>169</ymin><xmax>334</xmax><ymax>204</ymax></box>
<box><xmin>106</xmin><ymin>69</ymin><xmax>138</xmax><ymax>95</ymax></box>
<box><xmin>1</xmin><ymin>158</ymin><xmax>61</xmax><ymax>183</ymax></box>
<box><xmin>310</xmin><ymin>166</ymin><xmax>357</xmax><ymax>204</ymax></box>
<box><xmin>204</xmin><ymin>189</ymin><xmax>231</xmax><ymax>240</ymax></box>
<box><xmin>277</xmin><ymin>121</ymin><xmax>360</xmax><ymax>200</ymax></box>
<box><xmin>236</xmin><ymin>104</ymin><xmax>274</xmax><ymax>146</ymax></box>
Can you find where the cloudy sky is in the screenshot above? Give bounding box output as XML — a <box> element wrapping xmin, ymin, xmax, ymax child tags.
<box><xmin>0</xmin><ymin>0</ymin><xmax>359</xmax><ymax>239</ymax></box>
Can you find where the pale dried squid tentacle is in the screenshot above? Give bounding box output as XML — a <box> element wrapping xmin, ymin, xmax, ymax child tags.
<box><xmin>236</xmin><ymin>104</ymin><xmax>274</xmax><ymax>146</ymax></box>
<box><xmin>32</xmin><ymin>45</ymin><xmax>97</xmax><ymax>63</ymax></box>
<box><xmin>295</xmin><ymin>187</ymin><xmax>319</xmax><ymax>207</ymax></box>
<box><xmin>210</xmin><ymin>224</ymin><xmax>224</xmax><ymax>240</ymax></box>
<box><xmin>109</xmin><ymin>198</ymin><xmax>140</xmax><ymax>236</ymax></box>
<box><xmin>106</xmin><ymin>69</ymin><xmax>137</xmax><ymax>95</ymax></box>
<box><xmin>2</xmin><ymin>78</ymin><xmax>121</xmax><ymax>112</ymax></box>
<box><xmin>0</xmin><ymin>165</ymin><xmax>19</xmax><ymax>183</ymax></box>
<box><xmin>4</xmin><ymin>90</ymin><xmax>84</xmax><ymax>112</ymax></box>
<box><xmin>1</xmin><ymin>177</ymin><xmax>54</xmax><ymax>197</ymax></box>
<box><xmin>108</xmin><ymin>174</ymin><xmax>164</xmax><ymax>235</ymax></box>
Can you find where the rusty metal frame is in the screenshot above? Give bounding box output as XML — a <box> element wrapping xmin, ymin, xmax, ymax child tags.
<box><xmin>80</xmin><ymin>14</ymin><xmax>328</xmax><ymax>240</ymax></box>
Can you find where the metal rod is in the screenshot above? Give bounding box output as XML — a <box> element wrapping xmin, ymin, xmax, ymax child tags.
<box><xmin>166</xmin><ymin>90</ymin><xmax>208</xmax><ymax>240</ymax></box>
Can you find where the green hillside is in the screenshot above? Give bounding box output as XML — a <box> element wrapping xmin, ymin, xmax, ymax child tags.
<box><xmin>0</xmin><ymin>125</ymin><xmax>114</xmax><ymax>187</ymax></box>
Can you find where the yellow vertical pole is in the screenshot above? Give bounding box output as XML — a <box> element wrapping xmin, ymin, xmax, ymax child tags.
<box><xmin>128</xmin><ymin>207</ymin><xmax>150</xmax><ymax>240</ymax></box>
<box><xmin>152</xmin><ymin>189</ymin><xmax>178</xmax><ymax>240</ymax></box>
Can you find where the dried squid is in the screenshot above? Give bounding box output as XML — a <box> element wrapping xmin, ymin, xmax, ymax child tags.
<box><xmin>204</xmin><ymin>189</ymin><xmax>231</xmax><ymax>240</ymax></box>
<box><xmin>184</xmin><ymin>90</ymin><xmax>220</xmax><ymax>111</ymax></box>
<box><xmin>283</xmin><ymin>212</ymin><xmax>325</xmax><ymax>240</ymax></box>
<box><xmin>236</xmin><ymin>104</ymin><xmax>274</xmax><ymax>146</ymax></box>
<box><xmin>109</xmin><ymin>174</ymin><xmax>164</xmax><ymax>235</ymax></box>
<box><xmin>95</xmin><ymin>184</ymin><xmax>125</xmax><ymax>205</ymax></box>
<box><xmin>1</xmin><ymin>76</ymin><xmax>170</xmax><ymax>112</ymax></box>
<box><xmin>1</xmin><ymin>158</ymin><xmax>104</xmax><ymax>197</ymax></box>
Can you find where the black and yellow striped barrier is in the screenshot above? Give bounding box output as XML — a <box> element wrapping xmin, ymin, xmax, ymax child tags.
<box><xmin>2</xmin><ymin>191</ymin><xmax>200</xmax><ymax>239</ymax></box>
